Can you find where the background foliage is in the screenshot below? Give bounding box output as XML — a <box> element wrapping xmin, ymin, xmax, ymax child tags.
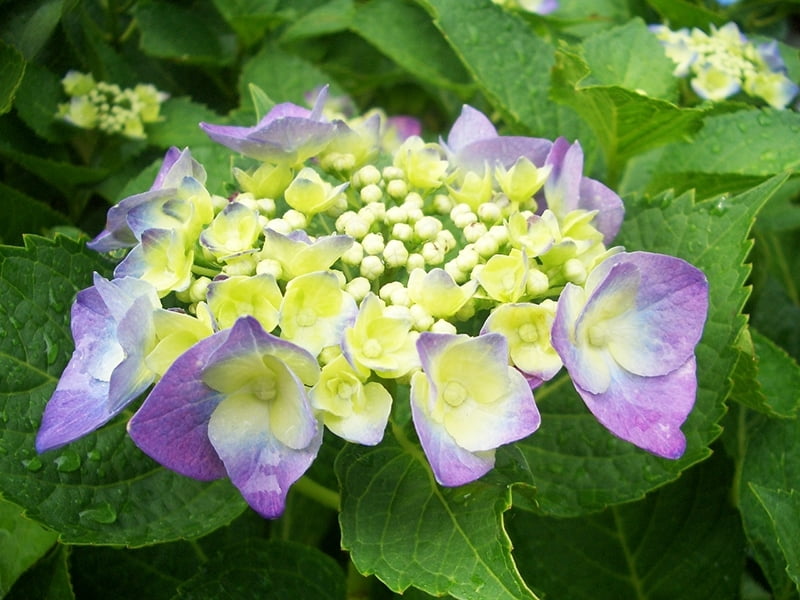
<box><xmin>1</xmin><ymin>0</ymin><xmax>799</xmax><ymax>598</ymax></box>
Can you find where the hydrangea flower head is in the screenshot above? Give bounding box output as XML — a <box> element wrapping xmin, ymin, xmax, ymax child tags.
<box><xmin>551</xmin><ymin>251</ymin><xmax>708</xmax><ymax>458</ymax></box>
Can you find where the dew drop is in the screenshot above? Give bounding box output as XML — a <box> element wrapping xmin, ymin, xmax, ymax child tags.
<box><xmin>43</xmin><ymin>334</ymin><xmax>59</xmax><ymax>366</ymax></box>
<box><xmin>79</xmin><ymin>502</ymin><xmax>117</xmax><ymax>524</ymax></box>
<box><xmin>0</xmin><ymin>409</ymin><xmax>8</xmax><ymax>423</ymax></box>
<box><xmin>55</xmin><ymin>450</ymin><xmax>81</xmax><ymax>473</ymax></box>
<box><xmin>710</xmin><ymin>197</ymin><xmax>730</xmax><ymax>216</ymax></box>
<box><xmin>87</xmin><ymin>449</ymin><xmax>102</xmax><ymax>461</ymax></box>
<box><xmin>23</xmin><ymin>457</ymin><xmax>43</xmax><ymax>472</ymax></box>
<box><xmin>759</xmin><ymin>150</ymin><xmax>776</xmax><ymax>162</ymax></box>
<box><xmin>757</xmin><ymin>113</ymin><xmax>773</xmax><ymax>126</ymax></box>
<box><xmin>48</xmin><ymin>288</ymin><xmax>65</xmax><ymax>313</ymax></box>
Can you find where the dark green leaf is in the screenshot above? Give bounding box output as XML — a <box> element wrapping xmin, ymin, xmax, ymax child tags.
<box><xmin>280</xmin><ymin>0</ymin><xmax>355</xmax><ymax>42</ymax></box>
<box><xmin>173</xmin><ymin>539</ymin><xmax>345</xmax><ymax>600</ymax></box>
<box><xmin>12</xmin><ymin>61</ymin><xmax>66</xmax><ymax>142</ymax></box>
<box><xmin>146</xmin><ymin>97</ymin><xmax>224</xmax><ymax>149</ymax></box>
<box><xmin>0</xmin><ymin>182</ymin><xmax>69</xmax><ymax>246</ymax></box>
<box><xmin>646</xmin><ymin>0</ymin><xmax>728</xmax><ymax>30</ymax></box>
<box><xmin>748</xmin><ymin>485</ymin><xmax>800</xmax><ymax>590</ymax></box>
<box><xmin>0</xmin><ymin>0</ymin><xmax>65</xmax><ymax>60</ymax></box>
<box><xmin>337</xmin><ymin>426</ymin><xmax>538</xmax><ymax>600</ymax></box>
<box><xmin>0</xmin><ymin>40</ymin><xmax>25</xmax><ymax>115</ymax></box>
<box><xmin>211</xmin><ymin>0</ymin><xmax>280</xmax><ymax>47</ymax></box>
<box><xmin>0</xmin><ymin>236</ymin><xmax>247</xmax><ymax>545</ymax></box>
<box><xmin>508</xmin><ymin>453</ymin><xmax>744</xmax><ymax>600</ymax></box>
<box><xmin>5</xmin><ymin>544</ymin><xmax>73</xmax><ymax>600</ymax></box>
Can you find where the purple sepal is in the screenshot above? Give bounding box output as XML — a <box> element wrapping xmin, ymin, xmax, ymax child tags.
<box><xmin>199</xmin><ymin>86</ymin><xmax>337</xmax><ymax>163</ymax></box>
<box><xmin>36</xmin><ymin>274</ymin><xmax>159</xmax><ymax>453</ymax></box>
<box><xmin>87</xmin><ymin>148</ymin><xmax>205</xmax><ymax>252</ymax></box>
<box><xmin>127</xmin><ymin>329</ymin><xmax>232</xmax><ymax>480</ymax></box>
<box><xmin>443</xmin><ymin>105</ymin><xmax>553</xmax><ymax>173</ymax></box>
<box><xmin>542</xmin><ymin>137</ymin><xmax>624</xmax><ymax>244</ymax></box>
<box><xmin>551</xmin><ymin>251</ymin><xmax>708</xmax><ymax>458</ymax></box>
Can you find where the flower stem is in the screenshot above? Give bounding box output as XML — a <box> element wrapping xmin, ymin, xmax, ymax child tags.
<box><xmin>191</xmin><ymin>264</ymin><xmax>221</xmax><ymax>278</ymax></box>
<box><xmin>293</xmin><ymin>476</ymin><xmax>340</xmax><ymax>511</ymax></box>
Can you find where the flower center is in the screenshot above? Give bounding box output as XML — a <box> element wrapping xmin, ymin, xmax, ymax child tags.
<box><xmin>442</xmin><ymin>381</ymin><xmax>468</xmax><ymax>407</ymax></box>
<box><xmin>336</xmin><ymin>380</ymin><xmax>357</xmax><ymax>401</ymax></box>
<box><xmin>362</xmin><ymin>338</ymin><xmax>383</xmax><ymax>359</ymax></box>
<box><xmin>588</xmin><ymin>322</ymin><xmax>611</xmax><ymax>348</ymax></box>
<box><xmin>296</xmin><ymin>308</ymin><xmax>317</xmax><ymax>327</ymax></box>
<box><xmin>254</xmin><ymin>378</ymin><xmax>277</xmax><ymax>402</ymax></box>
<box><xmin>518</xmin><ymin>323</ymin><xmax>538</xmax><ymax>344</ymax></box>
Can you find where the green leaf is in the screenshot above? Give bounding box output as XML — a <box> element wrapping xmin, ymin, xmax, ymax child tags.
<box><xmin>0</xmin><ymin>182</ymin><xmax>69</xmax><ymax>246</ymax></box>
<box><xmin>173</xmin><ymin>540</ymin><xmax>346</xmax><ymax>600</ymax></box>
<box><xmin>646</xmin><ymin>0</ymin><xmax>728</xmax><ymax>30</ymax></box>
<box><xmin>0</xmin><ymin>40</ymin><xmax>25</xmax><ymax>115</ymax></box>
<box><xmin>146</xmin><ymin>97</ymin><xmax>224</xmax><ymax>149</ymax></box>
<box><xmin>351</xmin><ymin>0</ymin><xmax>471</xmax><ymax>93</ymax></box>
<box><xmin>238</xmin><ymin>43</ymin><xmax>344</xmax><ymax>111</ymax></box>
<box><xmin>336</xmin><ymin>426</ymin><xmax>538</xmax><ymax>600</ymax></box>
<box><xmin>133</xmin><ymin>1</ymin><xmax>236</xmax><ymax>66</ymax></box>
<box><xmin>0</xmin><ymin>140</ymin><xmax>109</xmax><ymax>190</ymax></box>
<box><xmin>513</xmin><ymin>175</ymin><xmax>788</xmax><ymax>517</ymax></box>
<box><xmin>748</xmin><ymin>485</ymin><xmax>800</xmax><ymax>590</ymax></box>
<box><xmin>649</xmin><ymin>109</ymin><xmax>800</xmax><ymax>196</ymax></box>
<box><xmin>551</xmin><ymin>43</ymin><xmax>705</xmax><ymax>185</ymax></box>
<box><xmin>508</xmin><ymin>453</ymin><xmax>744</xmax><ymax>599</ymax></box>
<box><xmin>5</xmin><ymin>544</ymin><xmax>73</xmax><ymax>600</ymax></box>
<box><xmin>12</xmin><ymin>61</ymin><xmax>66</xmax><ymax>142</ymax></box>
<box><xmin>0</xmin><ymin>496</ymin><xmax>58</xmax><ymax>596</ymax></box>
<box><xmin>0</xmin><ymin>235</ymin><xmax>247</xmax><ymax>545</ymax></box>
<box><xmin>580</xmin><ymin>19</ymin><xmax>678</xmax><ymax>101</ymax></box>
<box><xmin>211</xmin><ymin>0</ymin><xmax>280</xmax><ymax>47</ymax></box>
<box><xmin>0</xmin><ymin>0</ymin><xmax>65</xmax><ymax>60</ymax></box>
<box><xmin>740</xmin><ymin>415</ymin><xmax>800</xmax><ymax>597</ymax></box>
<box><xmin>279</xmin><ymin>0</ymin><xmax>355</xmax><ymax>42</ymax></box>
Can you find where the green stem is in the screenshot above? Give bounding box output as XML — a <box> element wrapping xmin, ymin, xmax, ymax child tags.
<box><xmin>292</xmin><ymin>476</ymin><xmax>340</xmax><ymax>511</ymax></box>
<box><xmin>191</xmin><ymin>265</ymin><xmax>221</xmax><ymax>278</ymax></box>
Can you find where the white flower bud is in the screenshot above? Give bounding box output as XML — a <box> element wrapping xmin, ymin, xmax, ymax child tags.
<box><xmin>391</xmin><ymin>222</ymin><xmax>414</xmax><ymax>242</ymax></box>
<box><xmin>383</xmin><ymin>239</ymin><xmax>409</xmax><ymax>267</ymax></box>
<box><xmin>341</xmin><ymin>241</ymin><xmax>364</xmax><ymax>265</ymax></box>
<box><xmin>283</xmin><ymin>209</ymin><xmax>307</xmax><ymax>230</ymax></box>
<box><xmin>382</xmin><ymin>166</ymin><xmax>404</xmax><ymax>181</ymax></box>
<box><xmin>488</xmin><ymin>224</ymin><xmax>509</xmax><ymax>246</ymax></box>
<box><xmin>389</xmin><ymin>285</ymin><xmax>411</xmax><ymax>307</ymax></box>
<box><xmin>356</xmin><ymin>164</ymin><xmax>382</xmax><ymax>187</ymax></box>
<box><xmin>444</xmin><ymin>260</ymin><xmax>467</xmax><ymax>283</ymax></box>
<box><xmin>452</xmin><ymin>208</ymin><xmax>478</xmax><ymax>229</ymax></box>
<box><xmin>414</xmin><ymin>216</ymin><xmax>443</xmax><ymax>241</ymax></box>
<box><xmin>526</xmin><ymin>269</ymin><xmax>550</xmax><ymax>296</ymax></box>
<box><xmin>362</xmin><ymin>232</ymin><xmax>385</xmax><ymax>255</ymax></box>
<box><xmin>564</xmin><ymin>258</ymin><xmax>587</xmax><ymax>284</ymax></box>
<box><xmin>405</xmin><ymin>207</ymin><xmax>424</xmax><ymax>224</ymax></box>
<box><xmin>380</xmin><ymin>281</ymin><xmax>404</xmax><ymax>302</ymax></box>
<box><xmin>436</xmin><ymin>229</ymin><xmax>457</xmax><ymax>253</ymax></box>
<box><xmin>265</xmin><ymin>218</ymin><xmax>292</xmax><ymax>235</ymax></box>
<box><xmin>385</xmin><ymin>205</ymin><xmax>408</xmax><ymax>225</ymax></box>
<box><xmin>404</xmin><ymin>192</ymin><xmax>424</xmax><ymax>209</ymax></box>
<box><xmin>256</xmin><ymin>258</ymin><xmax>283</xmax><ymax>278</ymax></box>
<box><xmin>344</xmin><ymin>216</ymin><xmax>371</xmax><ymax>240</ymax></box>
<box><xmin>406</xmin><ymin>253</ymin><xmax>426</xmax><ymax>271</ymax></box>
<box><xmin>455</xmin><ymin>247</ymin><xmax>480</xmax><ymax>272</ymax></box>
<box><xmin>346</xmin><ymin>276</ymin><xmax>372</xmax><ymax>302</ymax></box>
<box><xmin>410</xmin><ymin>303</ymin><xmax>434</xmax><ymax>331</ymax></box>
<box><xmin>477</xmin><ymin>202</ymin><xmax>502</xmax><ymax>224</ymax></box>
<box><xmin>386</xmin><ymin>178</ymin><xmax>408</xmax><ymax>199</ymax></box>
<box><xmin>433</xmin><ymin>193</ymin><xmax>453</xmax><ymax>214</ymax></box>
<box><xmin>188</xmin><ymin>276</ymin><xmax>212</xmax><ymax>303</ymax></box>
<box><xmin>235</xmin><ymin>193</ymin><xmax>259</xmax><ymax>211</ymax></box>
<box><xmin>421</xmin><ymin>241</ymin><xmax>445</xmax><ymax>265</ymax></box>
<box><xmin>362</xmin><ymin>201</ymin><xmax>386</xmax><ymax>222</ymax></box>
<box><xmin>430</xmin><ymin>319</ymin><xmax>457</xmax><ymax>334</ymax></box>
<box><xmin>360</xmin><ymin>255</ymin><xmax>385</xmax><ymax>279</ymax></box>
<box><xmin>357</xmin><ymin>205</ymin><xmax>377</xmax><ymax>227</ymax></box>
<box><xmin>256</xmin><ymin>197</ymin><xmax>277</xmax><ymax>217</ymax></box>
<box><xmin>474</xmin><ymin>233</ymin><xmax>500</xmax><ymax>258</ymax></box>
<box><xmin>385</xmin><ymin>304</ymin><xmax>411</xmax><ymax>321</ymax></box>
<box><xmin>360</xmin><ymin>183</ymin><xmax>383</xmax><ymax>204</ymax></box>
<box><xmin>463</xmin><ymin>221</ymin><xmax>488</xmax><ymax>243</ymax></box>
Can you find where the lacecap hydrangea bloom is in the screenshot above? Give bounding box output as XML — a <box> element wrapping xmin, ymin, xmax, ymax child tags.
<box><xmin>57</xmin><ymin>71</ymin><xmax>169</xmax><ymax>139</ymax></box>
<box><xmin>651</xmin><ymin>22</ymin><xmax>799</xmax><ymax>109</ymax></box>
<box><xmin>36</xmin><ymin>84</ymin><xmax>708</xmax><ymax>518</ymax></box>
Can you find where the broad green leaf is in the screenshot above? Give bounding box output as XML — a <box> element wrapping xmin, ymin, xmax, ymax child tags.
<box><xmin>0</xmin><ymin>0</ymin><xmax>64</xmax><ymax>60</ymax></box>
<box><xmin>730</xmin><ymin>328</ymin><xmax>800</xmax><ymax>418</ymax></box>
<box><xmin>748</xmin><ymin>485</ymin><xmax>800</xmax><ymax>589</ymax></box>
<box><xmin>649</xmin><ymin>109</ymin><xmax>800</xmax><ymax>196</ymax></box>
<box><xmin>211</xmin><ymin>0</ymin><xmax>280</xmax><ymax>47</ymax></box>
<box><xmin>415</xmin><ymin>0</ymin><xmax>581</xmax><ymax>140</ymax></box>
<box><xmin>508</xmin><ymin>453</ymin><xmax>744</xmax><ymax>600</ymax></box>
<box><xmin>238</xmin><ymin>43</ymin><xmax>344</xmax><ymax>112</ymax></box>
<box><xmin>0</xmin><ymin>40</ymin><xmax>25</xmax><ymax>115</ymax></box>
<box><xmin>5</xmin><ymin>544</ymin><xmax>72</xmax><ymax>600</ymax></box>
<box><xmin>0</xmin><ymin>140</ymin><xmax>109</xmax><ymax>190</ymax></box>
<box><xmin>551</xmin><ymin>43</ymin><xmax>705</xmax><ymax>185</ymax></box>
<box><xmin>646</xmin><ymin>0</ymin><xmax>728</xmax><ymax>30</ymax></box>
<box><xmin>0</xmin><ymin>235</ymin><xmax>247</xmax><ymax>545</ymax></box>
<box><xmin>12</xmin><ymin>61</ymin><xmax>65</xmax><ymax>142</ymax></box>
<box><xmin>351</xmin><ymin>0</ymin><xmax>471</xmax><ymax>93</ymax></box>
<box><xmin>580</xmin><ymin>19</ymin><xmax>678</xmax><ymax>101</ymax></box>
<box><xmin>0</xmin><ymin>496</ymin><xmax>58</xmax><ymax>596</ymax></box>
<box><xmin>553</xmin><ymin>0</ymin><xmax>643</xmax><ymax>37</ymax></box>
<box><xmin>513</xmin><ymin>175</ymin><xmax>788</xmax><ymax>517</ymax></box>
<box><xmin>0</xmin><ymin>182</ymin><xmax>69</xmax><ymax>246</ymax></box>
<box><xmin>751</xmin><ymin>277</ymin><xmax>800</xmax><ymax>363</ymax></box>
<box><xmin>280</xmin><ymin>0</ymin><xmax>356</xmax><ymax>42</ymax></box>
<box><xmin>172</xmin><ymin>540</ymin><xmax>346</xmax><ymax>600</ymax></box>
<box><xmin>146</xmin><ymin>97</ymin><xmax>224</xmax><ymax>149</ymax></box>
<box><xmin>336</xmin><ymin>426</ymin><xmax>538</xmax><ymax>600</ymax></box>
<box><xmin>71</xmin><ymin>543</ymin><xmax>203</xmax><ymax>600</ymax></box>
<box><xmin>133</xmin><ymin>1</ymin><xmax>236</xmax><ymax>66</ymax></box>
<box><xmin>740</xmin><ymin>415</ymin><xmax>800</xmax><ymax>597</ymax></box>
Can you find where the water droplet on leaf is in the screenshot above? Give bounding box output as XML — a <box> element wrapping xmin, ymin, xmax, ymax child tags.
<box><xmin>43</xmin><ymin>334</ymin><xmax>59</xmax><ymax>366</ymax></box>
<box><xmin>87</xmin><ymin>449</ymin><xmax>102</xmax><ymax>461</ymax></box>
<box><xmin>55</xmin><ymin>450</ymin><xmax>81</xmax><ymax>472</ymax></box>
<box><xmin>79</xmin><ymin>502</ymin><xmax>117</xmax><ymax>524</ymax></box>
<box><xmin>23</xmin><ymin>457</ymin><xmax>43</xmax><ymax>472</ymax></box>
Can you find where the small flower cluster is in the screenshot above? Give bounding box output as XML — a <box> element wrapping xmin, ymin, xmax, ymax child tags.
<box><xmin>651</xmin><ymin>22</ymin><xmax>798</xmax><ymax>109</ymax></box>
<box><xmin>56</xmin><ymin>71</ymin><xmax>168</xmax><ymax>139</ymax></box>
<box><xmin>37</xmin><ymin>86</ymin><xmax>708</xmax><ymax>518</ymax></box>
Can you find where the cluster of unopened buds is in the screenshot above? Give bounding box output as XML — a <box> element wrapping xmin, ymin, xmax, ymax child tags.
<box><xmin>36</xmin><ymin>85</ymin><xmax>708</xmax><ymax>518</ymax></box>
<box><xmin>651</xmin><ymin>22</ymin><xmax>798</xmax><ymax>109</ymax></box>
<box><xmin>56</xmin><ymin>71</ymin><xmax>168</xmax><ymax>139</ymax></box>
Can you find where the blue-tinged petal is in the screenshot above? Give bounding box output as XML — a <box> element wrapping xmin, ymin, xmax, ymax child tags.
<box><xmin>410</xmin><ymin>371</ymin><xmax>496</xmax><ymax>487</ymax></box>
<box><xmin>207</xmin><ymin>393</ymin><xmax>323</xmax><ymax>518</ymax></box>
<box><xmin>575</xmin><ymin>357</ymin><xmax>698</xmax><ymax>459</ymax></box>
<box><xmin>127</xmin><ymin>329</ymin><xmax>232</xmax><ymax>480</ymax></box>
<box><xmin>36</xmin><ymin>275</ymin><xmax>159</xmax><ymax>453</ymax></box>
<box><xmin>445</xmin><ymin>105</ymin><xmax>498</xmax><ymax>154</ymax></box>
